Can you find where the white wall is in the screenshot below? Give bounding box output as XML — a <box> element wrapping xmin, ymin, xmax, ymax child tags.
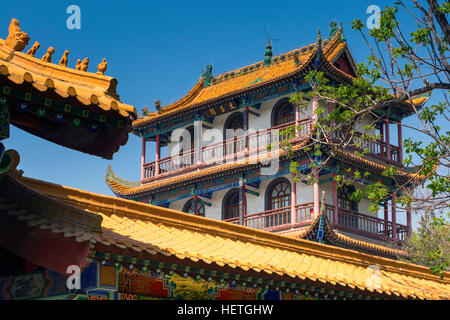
<box><xmin>168</xmin><ymin>174</ymin><xmax>316</xmax><ymax>220</ymax></box>
<box><xmin>165</xmin><ymin>93</ymin><xmax>314</xmax><ymax>157</ymax></box>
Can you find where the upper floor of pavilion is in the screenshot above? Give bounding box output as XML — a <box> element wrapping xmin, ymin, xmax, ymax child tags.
<box><xmin>128</xmin><ymin>23</ymin><xmax>429</xmax><ymax>184</ymax></box>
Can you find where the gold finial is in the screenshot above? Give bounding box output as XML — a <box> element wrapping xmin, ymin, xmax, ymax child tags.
<box><xmin>26</xmin><ymin>41</ymin><xmax>40</xmax><ymax>57</ymax></box>
<box><xmin>75</xmin><ymin>59</ymin><xmax>81</xmax><ymax>70</ymax></box>
<box><xmin>58</xmin><ymin>49</ymin><xmax>69</xmax><ymax>67</ymax></box>
<box><xmin>5</xmin><ymin>18</ymin><xmax>30</xmax><ymax>52</ymax></box>
<box><xmin>80</xmin><ymin>57</ymin><xmax>89</xmax><ymax>71</ymax></box>
<box><xmin>97</xmin><ymin>58</ymin><xmax>107</xmax><ymax>75</ymax></box>
<box><xmin>41</xmin><ymin>47</ymin><xmax>55</xmax><ymax>63</ymax></box>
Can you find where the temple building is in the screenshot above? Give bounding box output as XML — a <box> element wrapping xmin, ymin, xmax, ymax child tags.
<box><xmin>0</xmin><ymin>18</ymin><xmax>448</xmax><ymax>300</ymax></box>
<box><xmin>106</xmin><ymin>23</ymin><xmax>429</xmax><ymax>250</ymax></box>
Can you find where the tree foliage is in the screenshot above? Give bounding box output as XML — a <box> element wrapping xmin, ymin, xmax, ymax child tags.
<box><xmin>286</xmin><ymin>0</ymin><xmax>449</xmax><ymax>275</ymax></box>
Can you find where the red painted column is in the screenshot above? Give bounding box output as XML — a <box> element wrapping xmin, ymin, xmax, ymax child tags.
<box><xmin>380</xmin><ymin>123</ymin><xmax>384</xmax><ymax>157</ymax></box>
<box><xmin>391</xmin><ymin>194</ymin><xmax>397</xmax><ymax>241</ymax></box>
<box><xmin>332</xmin><ymin>174</ymin><xmax>338</xmax><ymax>225</ymax></box>
<box><xmin>155</xmin><ymin>134</ymin><xmax>160</xmax><ymax>177</ymax></box>
<box><xmin>384</xmin><ymin>201</ymin><xmax>389</xmax><ymax>237</ymax></box>
<box><xmin>195</xmin><ymin>118</ymin><xmax>203</xmax><ymax>166</ymax></box>
<box><xmin>313</xmin><ymin>168</ymin><xmax>320</xmax><ymax>218</ymax></box>
<box><xmin>141</xmin><ymin>137</ymin><xmax>146</xmax><ymax>180</ymax></box>
<box><xmin>312</xmin><ymin>98</ymin><xmax>320</xmax><ymax>218</ymax></box>
<box><xmin>398</xmin><ymin>120</ymin><xmax>403</xmax><ymax>164</ymax></box>
<box><xmin>244</xmin><ymin>106</ymin><xmax>249</xmax><ymax>156</ymax></box>
<box><xmin>194</xmin><ymin>194</ymin><xmax>199</xmax><ymax>216</ymax></box>
<box><xmin>291</xmin><ymin>176</ymin><xmax>297</xmax><ymax>225</ymax></box>
<box><xmin>295</xmin><ymin>102</ymin><xmax>300</xmax><ymax>137</ymax></box>
<box><xmin>242</xmin><ymin>183</ymin><xmax>247</xmax><ymax>218</ymax></box>
<box><xmin>385</xmin><ymin>116</ymin><xmax>391</xmax><ymax>161</ymax></box>
<box><xmin>406</xmin><ymin>204</ymin><xmax>412</xmax><ymax>238</ymax></box>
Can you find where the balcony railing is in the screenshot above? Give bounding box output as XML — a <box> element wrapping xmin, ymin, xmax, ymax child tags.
<box><xmin>352</xmin><ymin>133</ymin><xmax>401</xmax><ymax>164</ymax></box>
<box><xmin>143</xmin><ymin>119</ymin><xmax>313</xmax><ymax>180</ymax></box>
<box><xmin>224</xmin><ymin>202</ymin><xmax>407</xmax><ymax>243</ymax></box>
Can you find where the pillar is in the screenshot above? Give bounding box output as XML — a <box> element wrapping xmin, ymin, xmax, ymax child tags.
<box><xmin>155</xmin><ymin>134</ymin><xmax>160</xmax><ymax>177</ymax></box>
<box><xmin>391</xmin><ymin>194</ymin><xmax>397</xmax><ymax>240</ymax></box>
<box><xmin>244</xmin><ymin>106</ymin><xmax>249</xmax><ymax>156</ymax></box>
<box><xmin>385</xmin><ymin>115</ymin><xmax>391</xmax><ymax>161</ymax></box>
<box><xmin>406</xmin><ymin>204</ymin><xmax>412</xmax><ymax>238</ymax></box>
<box><xmin>239</xmin><ymin>178</ymin><xmax>245</xmax><ymax>225</ymax></box>
<box><xmin>295</xmin><ymin>101</ymin><xmax>301</xmax><ymax>137</ymax></box>
<box><xmin>291</xmin><ymin>176</ymin><xmax>297</xmax><ymax>225</ymax></box>
<box><xmin>242</xmin><ymin>183</ymin><xmax>247</xmax><ymax>218</ymax></box>
<box><xmin>397</xmin><ymin>120</ymin><xmax>403</xmax><ymax>164</ymax></box>
<box><xmin>312</xmin><ymin>98</ymin><xmax>320</xmax><ymax>218</ymax></box>
<box><xmin>195</xmin><ymin>115</ymin><xmax>203</xmax><ymax>166</ymax></box>
<box><xmin>194</xmin><ymin>194</ymin><xmax>199</xmax><ymax>216</ymax></box>
<box><xmin>313</xmin><ymin>168</ymin><xmax>320</xmax><ymax>218</ymax></box>
<box><xmin>141</xmin><ymin>137</ymin><xmax>146</xmax><ymax>180</ymax></box>
<box><xmin>332</xmin><ymin>174</ymin><xmax>338</xmax><ymax>224</ymax></box>
<box><xmin>384</xmin><ymin>201</ymin><xmax>389</xmax><ymax>237</ymax></box>
<box><xmin>380</xmin><ymin>123</ymin><xmax>384</xmax><ymax>157</ymax></box>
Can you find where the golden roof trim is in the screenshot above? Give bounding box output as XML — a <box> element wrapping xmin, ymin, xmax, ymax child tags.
<box><xmin>0</xmin><ymin>21</ymin><xmax>137</xmax><ymax>118</ymax></box>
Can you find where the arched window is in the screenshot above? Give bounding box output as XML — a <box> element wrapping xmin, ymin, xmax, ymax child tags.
<box><xmin>272</xmin><ymin>99</ymin><xmax>294</xmax><ymax>127</ymax></box>
<box><xmin>223</xmin><ymin>112</ymin><xmax>244</xmax><ymax>155</ymax></box>
<box><xmin>222</xmin><ymin>189</ymin><xmax>240</xmax><ymax>220</ymax></box>
<box><xmin>267</xmin><ymin>179</ymin><xmax>291</xmax><ymax>210</ymax></box>
<box><xmin>264</xmin><ymin>178</ymin><xmax>291</xmax><ymax>227</ymax></box>
<box><xmin>182</xmin><ymin>198</ymin><xmax>205</xmax><ymax>217</ymax></box>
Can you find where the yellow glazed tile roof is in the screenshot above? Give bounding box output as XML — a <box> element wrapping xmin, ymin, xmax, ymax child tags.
<box><xmin>22</xmin><ymin>176</ymin><xmax>450</xmax><ymax>299</ymax></box>
<box><xmin>0</xmin><ymin>20</ymin><xmax>137</xmax><ymax>118</ymax></box>
<box><xmin>133</xmin><ymin>30</ymin><xmax>354</xmax><ymax>127</ymax></box>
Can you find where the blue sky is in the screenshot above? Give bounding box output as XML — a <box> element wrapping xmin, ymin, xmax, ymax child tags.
<box><xmin>2</xmin><ymin>0</ymin><xmax>441</xmax><ymax>227</ymax></box>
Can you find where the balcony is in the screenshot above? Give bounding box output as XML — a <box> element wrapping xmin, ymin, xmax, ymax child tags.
<box><xmin>224</xmin><ymin>203</ymin><xmax>407</xmax><ymax>243</ymax></box>
<box><xmin>142</xmin><ymin>119</ymin><xmax>403</xmax><ymax>182</ymax></box>
<box><xmin>351</xmin><ymin>133</ymin><xmax>402</xmax><ymax>165</ymax></box>
<box><xmin>142</xmin><ymin>119</ymin><xmax>313</xmax><ymax>181</ymax></box>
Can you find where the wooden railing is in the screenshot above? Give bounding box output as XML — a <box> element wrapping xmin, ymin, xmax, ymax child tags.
<box><xmin>224</xmin><ymin>203</ymin><xmax>315</xmax><ymax>232</ymax></box>
<box><xmin>325</xmin><ymin>205</ymin><xmax>407</xmax><ymax>242</ymax></box>
<box><xmin>224</xmin><ymin>202</ymin><xmax>406</xmax><ymax>243</ymax></box>
<box><xmin>142</xmin><ymin>119</ymin><xmax>313</xmax><ymax>180</ymax></box>
<box><xmin>351</xmin><ymin>133</ymin><xmax>401</xmax><ymax>164</ymax></box>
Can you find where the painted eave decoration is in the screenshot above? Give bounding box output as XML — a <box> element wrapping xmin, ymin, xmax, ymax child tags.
<box><xmin>0</xmin><ymin>18</ymin><xmax>138</xmax><ymax>159</ymax></box>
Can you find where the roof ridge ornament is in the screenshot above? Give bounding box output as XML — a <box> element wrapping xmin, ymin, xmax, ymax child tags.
<box><xmin>314</xmin><ymin>29</ymin><xmax>323</xmax><ymax>70</ymax></box>
<box><xmin>26</xmin><ymin>41</ymin><xmax>40</xmax><ymax>57</ymax></box>
<box><xmin>339</xmin><ymin>22</ymin><xmax>345</xmax><ymax>42</ymax></box>
<box><xmin>58</xmin><ymin>49</ymin><xmax>70</xmax><ymax>67</ymax></box>
<box><xmin>5</xmin><ymin>18</ymin><xmax>30</xmax><ymax>52</ymax></box>
<box><xmin>202</xmin><ymin>64</ymin><xmax>213</xmax><ymax>87</ymax></box>
<box><xmin>329</xmin><ymin>21</ymin><xmax>338</xmax><ymax>38</ymax></box>
<box><xmin>263</xmin><ymin>38</ymin><xmax>273</xmax><ymax>67</ymax></box>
